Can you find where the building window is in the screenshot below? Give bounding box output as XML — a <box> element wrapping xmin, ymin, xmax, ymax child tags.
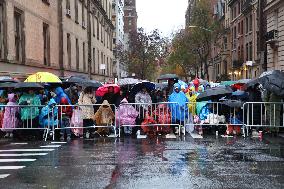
<box><xmin>66</xmin><ymin>0</ymin><xmax>70</xmax><ymax>10</ymax></box>
<box><xmin>97</xmin><ymin>21</ymin><xmax>100</xmax><ymax>40</ymax></box>
<box><xmin>240</xmin><ymin>20</ymin><xmax>243</xmax><ymax>35</ymax></box>
<box><xmin>107</xmin><ymin>57</ymin><xmax>109</xmax><ymax>76</ymax></box>
<box><xmin>93</xmin><ymin>48</ymin><xmax>95</xmax><ymax>73</ymax></box>
<box><xmin>67</xmin><ymin>33</ymin><xmax>71</xmax><ymax>68</ymax></box>
<box><xmin>14</xmin><ymin>8</ymin><xmax>24</xmax><ymax>62</ymax></box>
<box><xmin>246</xmin><ymin>43</ymin><xmax>249</xmax><ymax>61</ymax></box>
<box><xmin>97</xmin><ymin>49</ymin><xmax>100</xmax><ymax>73</ymax></box>
<box><xmin>75</xmin><ymin>0</ymin><xmax>78</xmax><ymax>23</ymax></box>
<box><xmin>274</xmin><ymin>9</ymin><xmax>278</xmax><ymax>30</ymax></box>
<box><xmin>101</xmin><ymin>23</ymin><xmax>103</xmax><ymax>43</ymax></box>
<box><xmin>245</xmin><ymin>17</ymin><xmax>249</xmax><ymax>33</ymax></box>
<box><xmin>249</xmin><ymin>15</ymin><xmax>252</xmax><ymax>32</ymax></box>
<box><xmin>82</xmin><ymin>0</ymin><xmax>85</xmax><ymax>28</ymax></box>
<box><xmin>92</xmin><ymin>16</ymin><xmax>95</xmax><ymax>37</ymax></box>
<box><xmin>0</xmin><ymin>3</ymin><xmax>5</xmax><ymax>59</ymax></box>
<box><xmin>249</xmin><ymin>42</ymin><xmax>252</xmax><ymax>60</ymax></box>
<box><xmin>103</xmin><ymin>54</ymin><xmax>106</xmax><ymax>75</ymax></box>
<box><xmin>43</xmin><ymin>23</ymin><xmax>50</xmax><ymax>66</ymax></box>
<box><xmin>83</xmin><ymin>42</ymin><xmax>86</xmax><ymax>72</ymax></box>
<box><xmin>76</xmin><ymin>38</ymin><xmax>79</xmax><ymax>70</ymax></box>
<box><xmin>129</xmin><ymin>20</ymin><xmax>132</xmax><ymax>26</ymax></box>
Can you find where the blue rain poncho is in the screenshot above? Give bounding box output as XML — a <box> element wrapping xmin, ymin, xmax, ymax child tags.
<box><xmin>39</xmin><ymin>98</ymin><xmax>58</xmax><ymax>128</ymax></box>
<box><xmin>168</xmin><ymin>83</ymin><xmax>189</xmax><ymax>122</ymax></box>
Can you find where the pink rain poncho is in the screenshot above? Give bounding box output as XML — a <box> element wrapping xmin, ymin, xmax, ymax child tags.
<box><xmin>116</xmin><ymin>98</ymin><xmax>139</xmax><ymax>126</ymax></box>
<box><xmin>2</xmin><ymin>93</ymin><xmax>19</xmax><ymax>132</ymax></box>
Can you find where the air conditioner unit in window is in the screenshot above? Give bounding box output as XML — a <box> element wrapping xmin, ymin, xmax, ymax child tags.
<box><xmin>66</xmin><ymin>9</ymin><xmax>71</xmax><ymax>16</ymax></box>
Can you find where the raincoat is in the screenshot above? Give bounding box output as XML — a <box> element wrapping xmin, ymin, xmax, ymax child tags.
<box><xmin>39</xmin><ymin>98</ymin><xmax>58</xmax><ymax>128</ymax></box>
<box><xmin>135</xmin><ymin>91</ymin><xmax>152</xmax><ymax>110</ymax></box>
<box><xmin>78</xmin><ymin>91</ymin><xmax>96</xmax><ymax>119</ymax></box>
<box><xmin>0</xmin><ymin>90</ymin><xmax>6</xmax><ymax>128</ymax></box>
<box><xmin>153</xmin><ymin>103</ymin><xmax>171</xmax><ymax>133</ymax></box>
<box><xmin>2</xmin><ymin>93</ymin><xmax>20</xmax><ymax>131</ymax></box>
<box><xmin>116</xmin><ymin>98</ymin><xmax>139</xmax><ymax>126</ymax></box>
<box><xmin>186</xmin><ymin>92</ymin><xmax>197</xmax><ymax>115</ymax></box>
<box><xmin>93</xmin><ymin>100</ymin><xmax>115</xmax><ymax>134</ymax></box>
<box><xmin>168</xmin><ymin>83</ymin><xmax>188</xmax><ymax>122</ymax></box>
<box><xmin>18</xmin><ymin>93</ymin><xmax>41</xmax><ymax>120</ymax></box>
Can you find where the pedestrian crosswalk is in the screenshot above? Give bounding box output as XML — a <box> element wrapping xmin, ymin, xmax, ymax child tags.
<box><xmin>0</xmin><ymin>142</ymin><xmax>65</xmax><ymax>179</ymax></box>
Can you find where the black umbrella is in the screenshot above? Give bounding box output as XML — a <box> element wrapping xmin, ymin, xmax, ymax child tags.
<box><xmin>197</xmin><ymin>87</ymin><xmax>233</xmax><ymax>102</ymax></box>
<box><xmin>244</xmin><ymin>78</ymin><xmax>260</xmax><ymax>89</ymax></box>
<box><xmin>14</xmin><ymin>82</ymin><xmax>44</xmax><ymax>90</ymax></box>
<box><xmin>157</xmin><ymin>74</ymin><xmax>179</xmax><ymax>80</ymax></box>
<box><xmin>258</xmin><ymin>70</ymin><xmax>284</xmax><ymax>96</ymax></box>
<box><xmin>63</xmin><ymin>76</ymin><xmax>87</xmax><ymax>83</ymax></box>
<box><xmin>130</xmin><ymin>82</ymin><xmax>156</xmax><ymax>95</ymax></box>
<box><xmin>0</xmin><ymin>82</ymin><xmax>17</xmax><ymax>90</ymax></box>
<box><xmin>79</xmin><ymin>80</ymin><xmax>102</xmax><ymax>88</ymax></box>
<box><xmin>222</xmin><ymin>100</ymin><xmax>244</xmax><ymax>108</ymax></box>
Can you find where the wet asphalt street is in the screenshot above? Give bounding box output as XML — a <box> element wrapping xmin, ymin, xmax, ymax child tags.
<box><xmin>0</xmin><ymin>135</ymin><xmax>284</xmax><ymax>189</ymax></box>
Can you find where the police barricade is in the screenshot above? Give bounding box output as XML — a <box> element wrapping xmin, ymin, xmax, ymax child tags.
<box><xmin>0</xmin><ymin>104</ymin><xmax>50</xmax><ymax>140</ymax></box>
<box><xmin>53</xmin><ymin>104</ymin><xmax>117</xmax><ymax>140</ymax></box>
<box><xmin>183</xmin><ymin>101</ymin><xmax>245</xmax><ymax>136</ymax></box>
<box><xmin>243</xmin><ymin>102</ymin><xmax>284</xmax><ymax>136</ymax></box>
<box><xmin>116</xmin><ymin>102</ymin><xmax>180</xmax><ymax>137</ymax></box>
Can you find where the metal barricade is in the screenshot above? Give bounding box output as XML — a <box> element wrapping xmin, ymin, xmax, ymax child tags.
<box><xmin>0</xmin><ymin>104</ymin><xmax>50</xmax><ymax>140</ymax></box>
<box><xmin>117</xmin><ymin>102</ymin><xmax>181</xmax><ymax>137</ymax></box>
<box><xmin>53</xmin><ymin>104</ymin><xmax>117</xmax><ymax>140</ymax></box>
<box><xmin>182</xmin><ymin>102</ymin><xmax>245</xmax><ymax>136</ymax></box>
<box><xmin>243</xmin><ymin>102</ymin><xmax>284</xmax><ymax>136</ymax></box>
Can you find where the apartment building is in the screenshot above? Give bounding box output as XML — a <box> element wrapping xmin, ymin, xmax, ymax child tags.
<box><xmin>123</xmin><ymin>0</ymin><xmax>137</xmax><ymax>47</ymax></box>
<box><xmin>112</xmin><ymin>0</ymin><xmax>128</xmax><ymax>79</ymax></box>
<box><xmin>0</xmin><ymin>0</ymin><xmax>114</xmax><ymax>81</ymax></box>
<box><xmin>0</xmin><ymin>0</ymin><xmax>60</xmax><ymax>78</ymax></box>
<box><xmin>265</xmin><ymin>0</ymin><xmax>284</xmax><ymax>71</ymax></box>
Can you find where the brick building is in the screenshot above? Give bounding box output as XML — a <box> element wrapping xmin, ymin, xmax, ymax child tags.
<box><xmin>123</xmin><ymin>0</ymin><xmax>137</xmax><ymax>47</ymax></box>
<box><xmin>0</xmin><ymin>0</ymin><xmax>114</xmax><ymax>81</ymax></box>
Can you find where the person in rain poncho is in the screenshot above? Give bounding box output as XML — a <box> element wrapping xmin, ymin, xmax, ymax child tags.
<box><xmin>2</xmin><ymin>93</ymin><xmax>20</xmax><ymax>138</ymax></box>
<box><xmin>135</xmin><ymin>86</ymin><xmax>152</xmax><ymax>111</ymax></box>
<box><xmin>116</xmin><ymin>98</ymin><xmax>139</xmax><ymax>135</ymax></box>
<box><xmin>168</xmin><ymin>83</ymin><xmax>189</xmax><ymax>133</ymax></box>
<box><xmin>186</xmin><ymin>86</ymin><xmax>197</xmax><ymax>116</ymax></box>
<box><xmin>93</xmin><ymin>100</ymin><xmax>115</xmax><ymax>136</ymax></box>
<box><xmin>54</xmin><ymin>87</ymin><xmax>73</xmax><ymax>141</ymax></box>
<box><xmin>78</xmin><ymin>87</ymin><xmax>96</xmax><ymax>138</ymax></box>
<box><xmin>39</xmin><ymin>98</ymin><xmax>58</xmax><ymax>134</ymax></box>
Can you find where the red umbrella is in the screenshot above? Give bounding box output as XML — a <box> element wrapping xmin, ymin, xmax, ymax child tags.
<box><xmin>95</xmin><ymin>84</ymin><xmax>120</xmax><ymax>97</ymax></box>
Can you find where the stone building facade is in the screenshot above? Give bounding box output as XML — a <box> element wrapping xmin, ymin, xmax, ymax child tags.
<box><xmin>0</xmin><ymin>0</ymin><xmax>114</xmax><ymax>81</ymax></box>
<box><xmin>265</xmin><ymin>0</ymin><xmax>284</xmax><ymax>71</ymax></box>
<box><xmin>123</xmin><ymin>0</ymin><xmax>137</xmax><ymax>47</ymax></box>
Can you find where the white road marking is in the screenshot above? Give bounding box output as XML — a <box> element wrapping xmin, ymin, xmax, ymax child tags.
<box><xmin>190</xmin><ymin>132</ymin><xmax>203</xmax><ymax>139</ymax></box>
<box><xmin>40</xmin><ymin>145</ymin><xmax>61</xmax><ymax>148</ymax></box>
<box><xmin>0</xmin><ymin>153</ymin><xmax>48</xmax><ymax>157</ymax></box>
<box><xmin>0</xmin><ymin>149</ymin><xmax>54</xmax><ymax>152</ymax></box>
<box><xmin>0</xmin><ymin>159</ymin><xmax>36</xmax><ymax>162</ymax></box>
<box><xmin>11</xmin><ymin>143</ymin><xmax>28</xmax><ymax>145</ymax></box>
<box><xmin>165</xmin><ymin>134</ymin><xmax>177</xmax><ymax>139</ymax></box>
<box><xmin>51</xmin><ymin>142</ymin><xmax>66</xmax><ymax>144</ymax></box>
<box><xmin>0</xmin><ymin>166</ymin><xmax>25</xmax><ymax>170</ymax></box>
<box><xmin>0</xmin><ymin>174</ymin><xmax>10</xmax><ymax>178</ymax></box>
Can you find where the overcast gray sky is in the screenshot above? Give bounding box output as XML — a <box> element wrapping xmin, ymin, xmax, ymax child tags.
<box><xmin>136</xmin><ymin>0</ymin><xmax>188</xmax><ymax>37</ymax></box>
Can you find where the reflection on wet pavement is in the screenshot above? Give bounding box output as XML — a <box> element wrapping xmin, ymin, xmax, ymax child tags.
<box><xmin>0</xmin><ymin>136</ymin><xmax>284</xmax><ymax>189</ymax></box>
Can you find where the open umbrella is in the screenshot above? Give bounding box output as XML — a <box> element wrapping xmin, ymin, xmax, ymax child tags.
<box><xmin>14</xmin><ymin>82</ymin><xmax>44</xmax><ymax>90</ymax></box>
<box><xmin>0</xmin><ymin>82</ymin><xmax>17</xmax><ymax>90</ymax></box>
<box><xmin>220</xmin><ymin>80</ymin><xmax>236</xmax><ymax>86</ymax></box>
<box><xmin>157</xmin><ymin>74</ymin><xmax>179</xmax><ymax>81</ymax></box>
<box><xmin>155</xmin><ymin>83</ymin><xmax>167</xmax><ymax>90</ymax></box>
<box><xmin>118</xmin><ymin>78</ymin><xmax>139</xmax><ymax>86</ymax></box>
<box><xmin>25</xmin><ymin>72</ymin><xmax>61</xmax><ymax>83</ymax></box>
<box><xmin>130</xmin><ymin>82</ymin><xmax>156</xmax><ymax>95</ymax></box>
<box><xmin>96</xmin><ymin>84</ymin><xmax>120</xmax><ymax>97</ymax></box>
<box><xmin>222</xmin><ymin>100</ymin><xmax>244</xmax><ymax>108</ymax></box>
<box><xmin>197</xmin><ymin>87</ymin><xmax>233</xmax><ymax>102</ymax></box>
<box><xmin>258</xmin><ymin>70</ymin><xmax>284</xmax><ymax>96</ymax></box>
<box><xmin>79</xmin><ymin>80</ymin><xmax>102</xmax><ymax>88</ymax></box>
<box><xmin>0</xmin><ymin>76</ymin><xmax>17</xmax><ymax>83</ymax></box>
<box><xmin>63</xmin><ymin>75</ymin><xmax>87</xmax><ymax>83</ymax></box>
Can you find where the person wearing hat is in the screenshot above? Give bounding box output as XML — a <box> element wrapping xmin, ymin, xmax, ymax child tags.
<box><xmin>93</xmin><ymin>100</ymin><xmax>115</xmax><ymax>137</ymax></box>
